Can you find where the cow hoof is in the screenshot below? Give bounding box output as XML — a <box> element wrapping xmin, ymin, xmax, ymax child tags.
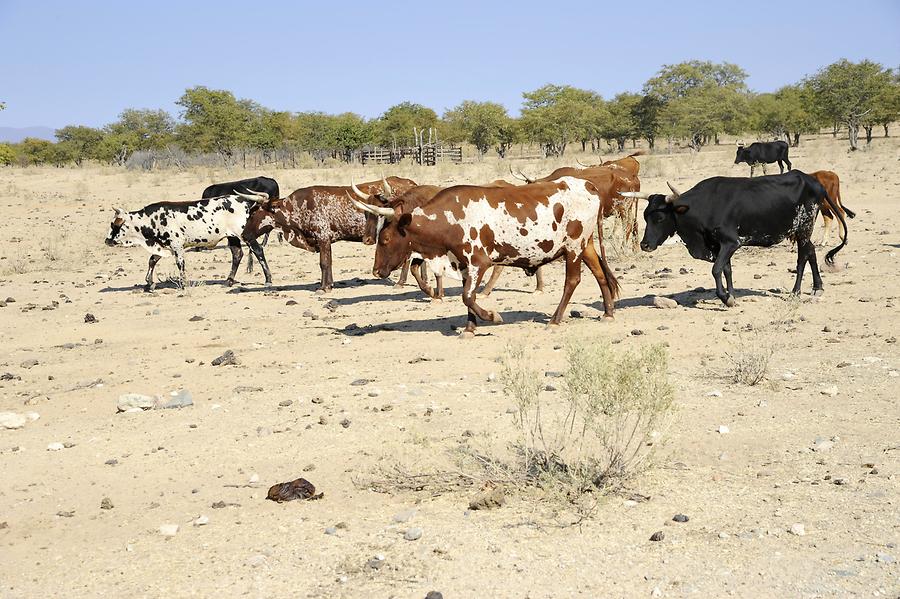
<box><xmin>532</xmin><ymin>289</ymin><xmax>544</xmax><ymax>295</ymax></box>
<box><xmin>600</xmin><ymin>314</ymin><xmax>615</xmax><ymax>321</ymax></box>
<box><xmin>725</xmin><ymin>296</ymin><xmax>736</xmax><ymax>308</ymax></box>
<box><xmin>143</xmin><ymin>286</ymin><xmax>155</xmax><ymax>293</ymax></box>
<box><xmin>458</xmin><ymin>330</ymin><xmax>475</xmax><ymax>340</ymax></box>
<box><xmin>315</xmin><ymin>288</ymin><xmax>329</xmax><ymax>295</ymax></box>
<box><xmin>429</xmin><ymin>297</ymin><xmax>443</xmax><ymax>304</ymax></box>
<box><xmin>812</xmin><ymin>288</ymin><xmax>824</xmax><ymax>297</ymax></box>
<box><xmin>393</xmin><ymin>282</ymin><xmax>405</xmax><ymax>289</ymax></box>
<box><xmin>546</xmin><ymin>322</ymin><xmax>561</xmax><ymax>330</ymax></box>
<box><xmin>490</xmin><ymin>312</ymin><xmax>504</xmax><ymax>324</ymax></box>
<box><xmin>226</xmin><ymin>278</ymin><xmax>236</xmax><ymax>287</ymax></box>
<box><xmin>481</xmin><ymin>290</ymin><xmax>493</xmax><ymax>297</ymax></box>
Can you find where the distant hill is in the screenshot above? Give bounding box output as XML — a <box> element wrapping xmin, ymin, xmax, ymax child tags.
<box><xmin>0</xmin><ymin>126</ymin><xmax>56</xmax><ymax>143</ymax></box>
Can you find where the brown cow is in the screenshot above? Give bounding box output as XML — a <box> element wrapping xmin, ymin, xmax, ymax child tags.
<box><xmin>350</xmin><ymin>176</ymin><xmax>619</xmax><ymax>337</ymax></box>
<box><xmin>809</xmin><ymin>170</ymin><xmax>855</xmax><ymax>246</ymax></box>
<box><xmin>242</xmin><ymin>176</ymin><xmax>417</xmax><ymax>292</ymax></box>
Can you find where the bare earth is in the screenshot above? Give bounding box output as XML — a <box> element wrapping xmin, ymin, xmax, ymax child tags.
<box><xmin>1</xmin><ymin>136</ymin><xmax>898</xmax><ymax>598</ymax></box>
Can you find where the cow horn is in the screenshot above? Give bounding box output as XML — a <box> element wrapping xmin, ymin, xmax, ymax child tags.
<box><xmin>508</xmin><ymin>165</ymin><xmax>526</xmax><ymax>182</ymax></box>
<box><xmin>381</xmin><ymin>174</ymin><xmax>393</xmax><ymax>197</ymax></box>
<box><xmin>350</xmin><ymin>180</ymin><xmax>371</xmax><ymax>201</ymax></box>
<box><xmin>348</xmin><ymin>195</ymin><xmax>395</xmax><ymax>219</ymax></box>
<box><xmin>235</xmin><ymin>189</ymin><xmax>268</xmax><ymax>202</ymax></box>
<box><xmin>665</xmin><ymin>181</ymin><xmax>682</xmax><ymax>203</ymax></box>
<box><xmin>619</xmin><ymin>191</ymin><xmax>651</xmax><ymax>200</ymax></box>
<box><xmin>516</xmin><ymin>169</ymin><xmax>535</xmax><ymax>184</ymax></box>
<box><xmin>576</xmin><ymin>158</ymin><xmax>590</xmax><ymax>168</ymax></box>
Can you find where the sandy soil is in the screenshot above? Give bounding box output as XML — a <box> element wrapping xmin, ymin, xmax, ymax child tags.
<box><xmin>0</xmin><ymin>136</ymin><xmax>898</xmax><ymax>598</ymax></box>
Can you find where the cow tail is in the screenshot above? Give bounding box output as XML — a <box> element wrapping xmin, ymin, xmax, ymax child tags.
<box><xmin>819</xmin><ymin>184</ymin><xmax>848</xmax><ymax>265</ymax></box>
<box><xmin>836</xmin><ymin>184</ymin><xmax>856</xmax><ymax>219</ymax></box>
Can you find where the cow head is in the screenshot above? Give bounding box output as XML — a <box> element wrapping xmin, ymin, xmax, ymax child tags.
<box><xmin>350</xmin><ymin>177</ymin><xmax>396</xmax><ymax>245</ymax></box>
<box><xmin>348</xmin><ymin>197</ymin><xmax>412</xmax><ymax>278</ymax></box>
<box><xmin>734</xmin><ymin>143</ymin><xmax>749</xmax><ymax>165</ymax></box>
<box><xmin>105</xmin><ymin>207</ymin><xmax>135</xmax><ymax>247</ymax></box>
<box><xmin>621</xmin><ymin>183</ymin><xmax>687</xmax><ymax>252</ymax></box>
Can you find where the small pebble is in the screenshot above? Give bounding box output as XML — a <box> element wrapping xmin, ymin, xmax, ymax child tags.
<box><xmin>404</xmin><ymin>527</ymin><xmax>423</xmax><ymax>541</ymax></box>
<box><xmin>789</xmin><ymin>523</ymin><xmax>806</xmax><ymax>536</ymax></box>
<box><xmin>649</xmin><ymin>531</ymin><xmax>665</xmax><ymax>542</ymax></box>
<box><xmin>673</xmin><ymin>514</ymin><xmax>689</xmax><ymax>523</ymax></box>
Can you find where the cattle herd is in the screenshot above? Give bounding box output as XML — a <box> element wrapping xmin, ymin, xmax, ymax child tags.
<box><xmin>105</xmin><ymin>142</ymin><xmax>854</xmax><ymax>337</ymax></box>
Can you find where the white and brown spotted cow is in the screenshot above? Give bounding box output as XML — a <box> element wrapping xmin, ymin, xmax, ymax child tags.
<box><xmin>105</xmin><ymin>193</ymin><xmax>270</xmax><ymax>291</ymax></box>
<box><xmin>242</xmin><ymin>176</ymin><xmax>417</xmax><ymax>292</ymax></box>
<box><xmin>351</xmin><ymin>176</ymin><xmax>619</xmax><ymax>337</ymax></box>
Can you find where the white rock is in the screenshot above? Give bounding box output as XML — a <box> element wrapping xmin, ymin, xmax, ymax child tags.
<box><xmin>193</xmin><ymin>515</ymin><xmax>209</xmax><ymax>526</ymax></box>
<box><xmin>341</xmin><ymin>338</ymin><xmax>351</xmax><ymax>346</ymax></box>
<box><xmin>246</xmin><ymin>554</ymin><xmax>267</xmax><ymax>567</ymax></box>
<box><xmin>0</xmin><ymin>412</ymin><xmax>28</xmax><ymax>429</ymax></box>
<box><xmin>25</xmin><ymin>412</ymin><xmax>40</xmax><ymax>422</ymax></box>
<box><xmin>706</xmin><ymin>390</ymin><xmax>722</xmax><ymax>398</ymax></box>
<box><xmin>862</xmin><ymin>356</ymin><xmax>882</xmax><ymax>363</ymax></box>
<box><xmin>248</xmin><ymin>473</ymin><xmax>260</xmax><ymax>485</ymax></box>
<box><xmin>717</xmin><ymin>425</ymin><xmax>730</xmax><ymax>434</ymax></box>
<box><xmin>781</xmin><ymin>372</ymin><xmax>796</xmax><ymax>381</ymax></box>
<box><xmin>789</xmin><ymin>523</ymin><xmax>806</xmax><ymax>536</ymax></box>
<box><xmin>651</xmin><ymin>586</ymin><xmax>662</xmax><ymax>597</ymax></box>
<box><xmin>487</xmin><ymin>372</ymin><xmax>497</xmax><ymax>382</ymax></box>
<box><xmin>117</xmin><ymin>393</ymin><xmax>157</xmax><ymax>412</ymax></box>
<box><xmin>159</xmin><ymin>524</ymin><xmax>179</xmax><ymax>537</ymax></box>
<box><xmin>820</xmin><ymin>385</ymin><xmax>838</xmax><ymax>397</ymax></box>
<box><xmin>889</xmin><ymin>371</ymin><xmax>899</xmax><ymax>378</ymax></box>
<box><xmin>652</xmin><ymin>296</ymin><xmax>678</xmax><ymax>309</ymax></box>
<box><xmin>718</xmin><ymin>532</ymin><xmax>730</xmax><ymax>539</ymax></box>
<box><xmin>47</xmin><ymin>442</ymin><xmax>64</xmax><ymax>451</ymax></box>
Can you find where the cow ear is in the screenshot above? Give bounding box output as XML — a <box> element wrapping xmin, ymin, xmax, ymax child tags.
<box><xmin>397</xmin><ymin>213</ymin><xmax>413</xmax><ymax>235</ymax></box>
<box><xmin>584</xmin><ymin>181</ymin><xmax>599</xmax><ymax>195</ymax></box>
<box><xmin>673</xmin><ymin>204</ymin><xmax>690</xmax><ymax>215</ymax></box>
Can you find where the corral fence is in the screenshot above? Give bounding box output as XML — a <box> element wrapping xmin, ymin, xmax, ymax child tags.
<box><xmin>360</xmin><ymin>144</ymin><xmax>463</xmax><ymax>166</ymax></box>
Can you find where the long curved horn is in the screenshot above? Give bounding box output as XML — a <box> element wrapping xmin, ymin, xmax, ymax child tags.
<box><xmin>665</xmin><ymin>181</ymin><xmax>682</xmax><ymax>203</ymax></box>
<box><xmin>666</xmin><ymin>182</ymin><xmax>681</xmax><ymax>197</ymax></box>
<box><xmin>235</xmin><ymin>189</ymin><xmax>268</xmax><ymax>202</ymax></box>
<box><xmin>576</xmin><ymin>158</ymin><xmax>590</xmax><ymax>168</ymax></box>
<box><xmin>619</xmin><ymin>191</ymin><xmax>651</xmax><ymax>199</ymax></box>
<box><xmin>347</xmin><ymin>195</ymin><xmax>395</xmax><ymax>218</ymax></box>
<box><xmin>380</xmin><ymin>174</ymin><xmax>393</xmax><ymax>197</ymax></box>
<box><xmin>350</xmin><ymin>180</ymin><xmax>371</xmax><ymax>201</ymax></box>
<box><xmin>509</xmin><ymin>165</ymin><xmax>527</xmax><ymax>182</ymax></box>
<box><xmin>517</xmin><ymin>169</ymin><xmax>535</xmax><ymax>184</ymax></box>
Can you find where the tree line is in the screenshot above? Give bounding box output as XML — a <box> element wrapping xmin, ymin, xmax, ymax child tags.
<box><xmin>1</xmin><ymin>58</ymin><xmax>898</xmax><ymax>168</ymax></box>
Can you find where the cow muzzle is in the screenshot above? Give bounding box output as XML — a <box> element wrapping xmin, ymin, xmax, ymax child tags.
<box><xmin>105</xmin><ymin>238</ymin><xmax>116</xmax><ymax>247</ymax></box>
<box><xmin>640</xmin><ymin>241</ymin><xmax>654</xmax><ymax>252</ymax></box>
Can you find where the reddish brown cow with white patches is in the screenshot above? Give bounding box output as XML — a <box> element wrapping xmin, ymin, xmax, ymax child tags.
<box><xmin>351</xmin><ymin>176</ymin><xmax>619</xmax><ymax>337</ymax></box>
<box><xmin>242</xmin><ymin>176</ymin><xmax>416</xmax><ymax>292</ymax></box>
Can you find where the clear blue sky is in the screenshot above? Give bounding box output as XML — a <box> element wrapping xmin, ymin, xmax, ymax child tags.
<box><xmin>1</xmin><ymin>0</ymin><xmax>898</xmax><ymax>129</ymax></box>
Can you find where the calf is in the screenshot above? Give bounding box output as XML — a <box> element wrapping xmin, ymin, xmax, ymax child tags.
<box><xmin>105</xmin><ymin>192</ymin><xmax>271</xmax><ymax>291</ymax></box>
<box><xmin>351</xmin><ymin>177</ymin><xmax>619</xmax><ymax>337</ymax></box>
<box><xmin>623</xmin><ymin>172</ymin><xmax>847</xmax><ymax>307</ymax></box>
<box><xmin>810</xmin><ymin>170</ymin><xmax>855</xmax><ymax>246</ymax></box>
<box><xmin>734</xmin><ymin>141</ymin><xmax>792</xmax><ymax>176</ymax></box>
<box><xmin>242</xmin><ymin>176</ymin><xmax>417</xmax><ymax>292</ymax></box>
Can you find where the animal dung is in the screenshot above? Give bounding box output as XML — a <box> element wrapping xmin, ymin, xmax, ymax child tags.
<box><xmin>266</xmin><ymin>477</ymin><xmax>323</xmax><ymax>502</ymax></box>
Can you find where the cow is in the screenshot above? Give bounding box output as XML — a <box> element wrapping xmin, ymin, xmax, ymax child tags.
<box><xmin>105</xmin><ymin>191</ymin><xmax>271</xmax><ymax>292</ymax></box>
<box><xmin>734</xmin><ymin>141</ymin><xmax>792</xmax><ymax>176</ymax></box>
<box><xmin>202</xmin><ymin>176</ymin><xmax>280</xmax><ymax>273</ymax></box>
<box><xmin>576</xmin><ymin>150</ymin><xmax>644</xmax><ymax>176</ymax></box>
<box><xmin>241</xmin><ymin>176</ymin><xmax>417</xmax><ymax>292</ymax></box>
<box><xmin>809</xmin><ymin>170</ymin><xmax>855</xmax><ymax>246</ymax></box>
<box><xmin>622</xmin><ymin>171</ymin><xmax>847</xmax><ymax>307</ymax></box>
<box><xmin>349</xmin><ymin>177</ymin><xmax>619</xmax><ymax>337</ymax></box>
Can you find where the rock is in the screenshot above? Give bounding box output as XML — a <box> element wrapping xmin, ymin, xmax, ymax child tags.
<box><xmin>876</xmin><ymin>553</ymin><xmax>895</xmax><ymax>564</ymax></box>
<box><xmin>47</xmin><ymin>442</ymin><xmax>65</xmax><ymax>451</ymax></box>
<box><xmin>104</xmin><ymin>458</ymin><xmax>118</xmax><ymax>466</ymax></box>
<box><xmin>425</xmin><ymin>592</ymin><xmax>444</xmax><ymax>599</ymax></box>
<box><xmin>100</xmin><ymin>497</ymin><xmax>113</xmax><ymax>510</ymax></box>
<box><xmin>117</xmin><ymin>393</ymin><xmax>157</xmax><ymax>412</ymax></box>
<box><xmin>285</xmin><ymin>300</ymin><xmax>298</xmax><ymax>306</ymax></box>
<box><xmin>649</xmin><ymin>531</ymin><xmax>665</xmax><ymax>542</ymax></box>
<box><xmin>324</xmin><ymin>526</ymin><xmax>337</xmax><ymax>535</ymax></box>
<box><xmin>0</xmin><ymin>412</ymin><xmax>28</xmax><ymax>429</ymax></box>
<box><xmin>234</xmin><ymin>385</ymin><xmax>263</xmax><ymax>393</ymax></box>
<box><xmin>322</xmin><ymin>300</ymin><xmax>338</xmax><ymax>312</ymax></box>
<box><xmin>545</xmin><ymin>371</ymin><xmax>563</xmax><ymax>378</ymax></box>
<box><xmin>673</xmin><ymin>514</ymin><xmax>689</xmax><ymax>523</ymax></box>
<box><xmin>487</xmin><ymin>372</ymin><xmax>496</xmax><ymax>382</ymax></box>
<box><xmin>350</xmin><ymin>378</ymin><xmax>370</xmax><ymax>386</ymax></box>
<box><xmin>788</xmin><ymin>523</ymin><xmax>806</xmax><ymax>536</ymax></box>
<box><xmin>266</xmin><ymin>477</ymin><xmax>323</xmax><ymax>502</ymax></box>
<box><xmin>652</xmin><ymin>296</ymin><xmax>678</xmax><ymax>309</ymax></box>
<box><xmin>84</xmin><ymin>313</ymin><xmax>98</xmax><ymax>324</ymax></box>
<box><xmin>278</xmin><ymin>399</ymin><xmax>293</xmax><ymax>407</ymax></box>
<box><xmin>717</xmin><ymin>425</ymin><xmax>730</xmax><ymax>434</ymax></box>
<box><xmin>368</xmin><ymin>389</ymin><xmax>381</xmax><ymax>398</ymax></box>
<box><xmin>651</xmin><ymin>587</ymin><xmax>663</xmax><ymax>597</ymax></box>
<box><xmin>469</xmin><ymin>487</ymin><xmax>507</xmax><ymax>510</ymax></box>
<box><xmin>631</xmin><ymin>329</ymin><xmax>644</xmax><ymax>336</ymax></box>
<box><xmin>367</xmin><ymin>555</ymin><xmax>385</xmax><ymax>570</ymax></box>
<box><xmin>718</xmin><ymin>532</ymin><xmax>730</xmax><ymax>539</ymax></box>
<box><xmin>20</xmin><ymin>358</ymin><xmax>39</xmax><ymax>369</ymax></box>
<box><xmin>393</xmin><ymin>509</ymin><xmax>416</xmax><ymax>523</ymax></box>
<box><xmin>706</xmin><ymin>390</ymin><xmax>722</xmax><ymax>397</ymax></box>
<box><xmin>246</xmin><ymin>554</ymin><xmax>268</xmax><ymax>568</ymax></box>
<box><xmin>0</xmin><ymin>372</ymin><xmax>21</xmax><ymax>381</ymax></box>
<box><xmin>159</xmin><ymin>524</ymin><xmax>179</xmax><ymax>537</ymax></box>
<box><xmin>820</xmin><ymin>385</ymin><xmax>838</xmax><ymax>397</ymax></box>
<box><xmin>211</xmin><ymin>350</ymin><xmax>238</xmax><ymax>366</ymax></box>
<box><xmin>404</xmin><ymin>527</ymin><xmax>423</xmax><ymax>541</ymax></box>
<box><xmin>159</xmin><ymin>389</ymin><xmax>193</xmax><ymax>409</ymax></box>
<box><xmin>812</xmin><ymin>437</ymin><xmax>834</xmax><ymax>452</ymax></box>
<box><xmin>194</xmin><ymin>515</ymin><xmax>209</xmax><ymax>526</ymax></box>
<box><xmin>189</xmin><ymin>315</ymin><xmax>204</xmax><ymax>322</ymax></box>
<box><xmin>248</xmin><ymin>473</ymin><xmax>260</xmax><ymax>485</ymax></box>
<box><xmin>340</xmin><ymin>418</ymin><xmax>351</xmax><ymax>428</ymax></box>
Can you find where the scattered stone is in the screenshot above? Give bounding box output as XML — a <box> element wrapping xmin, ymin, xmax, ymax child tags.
<box><xmin>194</xmin><ymin>515</ymin><xmax>209</xmax><ymax>526</ymax></box>
<box><xmin>393</xmin><ymin>509</ymin><xmax>416</xmax><ymax>523</ymax></box>
<box><xmin>0</xmin><ymin>412</ymin><xmax>28</xmax><ymax>430</ymax></box>
<box><xmin>324</xmin><ymin>526</ymin><xmax>337</xmax><ymax>535</ymax></box>
<box><xmin>322</xmin><ymin>299</ymin><xmax>338</xmax><ymax>312</ymax></box>
<box><xmin>189</xmin><ymin>315</ymin><xmax>204</xmax><ymax>322</ymax></box>
<box><xmin>718</xmin><ymin>532</ymin><xmax>730</xmax><ymax>539</ymax></box>
<box><xmin>812</xmin><ymin>437</ymin><xmax>835</xmax><ymax>452</ymax></box>
<box><xmin>100</xmin><ymin>497</ymin><xmax>113</xmax><ymax>510</ymax></box>
<box><xmin>404</xmin><ymin>527</ymin><xmax>423</xmax><ymax>541</ymax></box>
<box><xmin>652</xmin><ymin>296</ymin><xmax>678</xmax><ymax>309</ymax></box>
<box><xmin>340</xmin><ymin>418</ymin><xmax>351</xmax><ymax>428</ymax></box>
<box><xmin>673</xmin><ymin>514</ymin><xmax>689</xmax><ymax>523</ymax></box>
<box><xmin>367</xmin><ymin>555</ymin><xmax>386</xmax><ymax>570</ymax></box>
<box><xmin>789</xmin><ymin>523</ymin><xmax>806</xmax><ymax>536</ymax></box>
<box><xmin>56</xmin><ymin>510</ymin><xmax>75</xmax><ymax>518</ymax></box>
<box><xmin>649</xmin><ymin>531</ymin><xmax>665</xmax><ymax>542</ymax></box>
<box><xmin>246</xmin><ymin>554</ymin><xmax>268</xmax><ymax>568</ymax></box>
<box><xmin>368</xmin><ymin>389</ymin><xmax>381</xmax><ymax>398</ymax></box>
<box><xmin>876</xmin><ymin>553</ymin><xmax>895</xmax><ymax>564</ymax></box>
<box><xmin>47</xmin><ymin>442</ymin><xmax>65</xmax><ymax>451</ymax></box>
<box><xmin>823</xmin><ymin>325</ymin><xmax>832</xmax><ymax>333</ymax></box>
<box><xmin>706</xmin><ymin>390</ymin><xmax>722</xmax><ymax>398</ymax></box>
<box><xmin>469</xmin><ymin>487</ymin><xmax>507</xmax><ymax>510</ymax></box>
<box><xmin>285</xmin><ymin>300</ymin><xmax>298</xmax><ymax>306</ymax></box>
<box><xmin>278</xmin><ymin>399</ymin><xmax>293</xmax><ymax>407</ymax></box>
<box><xmin>679</xmin><ymin>267</ymin><xmax>690</xmax><ymax>275</ymax></box>
<box><xmin>0</xmin><ymin>372</ymin><xmax>21</xmax><ymax>381</ymax></box>
<box><xmin>266</xmin><ymin>477</ymin><xmax>323</xmax><ymax>502</ymax></box>
<box><xmin>159</xmin><ymin>524</ymin><xmax>179</xmax><ymax>537</ymax></box>
<box><xmin>116</xmin><ymin>393</ymin><xmax>157</xmax><ymax>412</ymax></box>
<box><xmin>487</xmin><ymin>372</ymin><xmax>496</xmax><ymax>382</ymax></box>
<box><xmin>211</xmin><ymin>350</ymin><xmax>238</xmax><ymax>366</ymax></box>
<box><xmin>631</xmin><ymin>329</ymin><xmax>644</xmax><ymax>336</ymax></box>
<box><xmin>425</xmin><ymin>592</ymin><xmax>444</xmax><ymax>599</ymax></box>
<box><xmin>820</xmin><ymin>385</ymin><xmax>838</xmax><ymax>397</ymax></box>
<box><xmin>717</xmin><ymin>425</ymin><xmax>730</xmax><ymax>434</ymax></box>
<box><xmin>350</xmin><ymin>378</ymin><xmax>370</xmax><ymax>386</ymax></box>
<box><xmin>20</xmin><ymin>358</ymin><xmax>39</xmax><ymax>369</ymax></box>
<box><xmin>104</xmin><ymin>458</ymin><xmax>118</xmax><ymax>466</ymax></box>
<box><xmin>84</xmin><ymin>313</ymin><xmax>98</xmax><ymax>324</ymax></box>
<box><xmin>159</xmin><ymin>389</ymin><xmax>193</xmax><ymax>409</ymax></box>
<box><xmin>545</xmin><ymin>371</ymin><xmax>563</xmax><ymax>378</ymax></box>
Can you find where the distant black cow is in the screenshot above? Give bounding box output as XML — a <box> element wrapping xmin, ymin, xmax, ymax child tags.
<box><xmin>202</xmin><ymin>176</ymin><xmax>280</xmax><ymax>272</ymax></box>
<box><xmin>734</xmin><ymin>141</ymin><xmax>792</xmax><ymax>176</ymax></box>
<box><xmin>622</xmin><ymin>172</ymin><xmax>847</xmax><ymax>307</ymax></box>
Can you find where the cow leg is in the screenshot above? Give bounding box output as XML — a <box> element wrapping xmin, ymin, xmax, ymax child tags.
<box><xmin>144</xmin><ymin>255</ymin><xmax>162</xmax><ymax>292</ymax></box>
<box><xmin>749</xmin><ymin>164</ymin><xmax>756</xmax><ymax>178</ymax></box>
<box><xmin>723</xmin><ymin>261</ymin><xmax>735</xmax><ymax>300</ymax></box>
<box><xmin>459</xmin><ymin>260</ymin><xmax>500</xmax><ymax>338</ymax></box>
<box><xmin>581</xmin><ymin>241</ymin><xmax>615</xmax><ymax>319</ymax></box>
<box><xmin>818</xmin><ymin>213</ymin><xmax>833</xmax><ymax>247</ymax></box>
<box><xmin>712</xmin><ymin>241</ymin><xmax>740</xmax><ymax>307</ymax></box>
<box><xmin>409</xmin><ymin>258</ymin><xmax>435</xmax><ymax>298</ymax></box>
<box><xmin>792</xmin><ymin>238</ymin><xmax>818</xmax><ymax>296</ymax></box>
<box><xmin>807</xmin><ymin>240</ymin><xmax>824</xmax><ymax>295</ymax></box>
<box><xmin>172</xmin><ymin>247</ymin><xmax>187</xmax><ymax>289</ymax></box>
<box><xmin>762</xmin><ymin>163</ymin><xmax>768</xmax><ymax>175</ymax></box>
<box><xmin>784</xmin><ymin>157</ymin><xmax>792</xmax><ymax>171</ymax></box>
<box><xmin>395</xmin><ymin>256</ymin><xmax>411</xmax><ymax>288</ymax></box>
<box><xmin>533</xmin><ymin>266</ymin><xmax>545</xmax><ymax>294</ymax></box>
<box><xmin>549</xmin><ymin>252</ymin><xmax>583</xmax><ymax>325</ymax></box>
<box><xmin>226</xmin><ymin>237</ymin><xmax>243</xmax><ymax>286</ymax></box>
<box><xmin>243</xmin><ymin>236</ymin><xmax>272</xmax><ymax>286</ymax></box>
<box><xmin>317</xmin><ymin>241</ymin><xmax>333</xmax><ymax>293</ymax></box>
<box><xmin>434</xmin><ymin>274</ymin><xmax>444</xmax><ymax>300</ymax></box>
<box><xmin>777</xmin><ymin>160</ymin><xmax>784</xmax><ymax>174</ymax></box>
<box><xmin>480</xmin><ymin>266</ymin><xmax>503</xmax><ymax>296</ymax></box>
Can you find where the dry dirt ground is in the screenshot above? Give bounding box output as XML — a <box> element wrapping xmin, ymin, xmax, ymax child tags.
<box><xmin>1</xmin><ymin>136</ymin><xmax>898</xmax><ymax>598</ymax></box>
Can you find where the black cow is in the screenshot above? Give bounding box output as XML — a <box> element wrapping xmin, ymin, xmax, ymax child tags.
<box><xmin>623</xmin><ymin>172</ymin><xmax>847</xmax><ymax>307</ymax></box>
<box><xmin>734</xmin><ymin>141</ymin><xmax>792</xmax><ymax>176</ymax></box>
<box><xmin>202</xmin><ymin>176</ymin><xmax>280</xmax><ymax>272</ymax></box>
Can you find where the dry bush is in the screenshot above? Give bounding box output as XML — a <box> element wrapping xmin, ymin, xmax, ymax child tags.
<box><xmin>41</xmin><ymin>231</ymin><xmax>68</xmax><ymax>262</ymax></box>
<box><xmin>499</xmin><ymin>338</ymin><xmax>674</xmax><ymax>503</ymax></box>
<box><xmin>724</xmin><ymin>331</ymin><xmax>775</xmax><ymax>385</ymax></box>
